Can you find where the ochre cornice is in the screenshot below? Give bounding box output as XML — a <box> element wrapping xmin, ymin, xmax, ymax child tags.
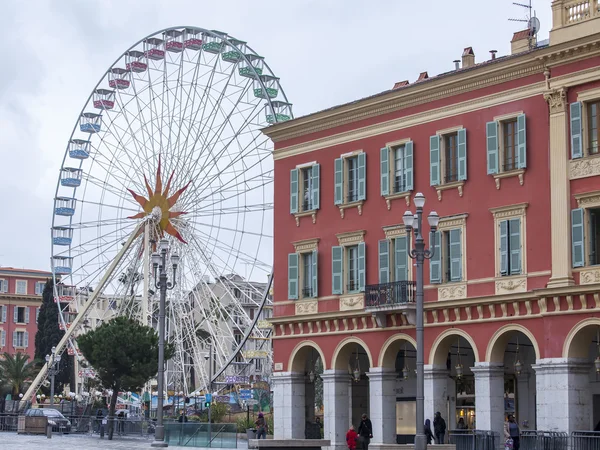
<box><xmin>263</xmin><ymin>34</ymin><xmax>600</xmax><ymax>145</ymax></box>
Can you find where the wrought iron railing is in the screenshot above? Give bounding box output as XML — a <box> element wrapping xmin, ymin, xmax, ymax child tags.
<box><xmin>365</xmin><ymin>280</ymin><xmax>415</xmax><ymax>308</ymax></box>
<box><xmin>448</xmin><ymin>430</ymin><xmax>498</xmax><ymax>450</ymax></box>
<box><xmin>572</xmin><ymin>431</ymin><xmax>600</xmax><ymax>450</ymax></box>
<box><xmin>521</xmin><ymin>430</ymin><xmax>568</xmax><ymax>450</ymax></box>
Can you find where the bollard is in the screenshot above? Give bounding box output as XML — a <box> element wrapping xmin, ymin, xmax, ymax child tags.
<box><xmin>47</xmin><ymin>424</ymin><xmax>52</xmax><ymax>439</ymax></box>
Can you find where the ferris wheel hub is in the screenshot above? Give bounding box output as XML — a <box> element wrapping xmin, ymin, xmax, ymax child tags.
<box><xmin>151</xmin><ymin>206</ymin><xmax>163</xmax><ymax>222</ymax></box>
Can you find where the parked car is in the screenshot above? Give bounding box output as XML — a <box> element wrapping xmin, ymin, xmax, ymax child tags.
<box><xmin>25</xmin><ymin>408</ymin><xmax>71</xmax><ymax>432</ymax></box>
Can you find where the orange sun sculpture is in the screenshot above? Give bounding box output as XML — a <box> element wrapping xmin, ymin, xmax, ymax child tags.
<box><xmin>127</xmin><ymin>158</ymin><xmax>191</xmax><ymax>244</ymax></box>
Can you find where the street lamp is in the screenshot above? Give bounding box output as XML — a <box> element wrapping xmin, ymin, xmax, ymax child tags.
<box><xmin>45</xmin><ymin>346</ymin><xmax>62</xmax><ymax>407</ymax></box>
<box><xmin>403</xmin><ymin>192</ymin><xmax>439</xmax><ymax>450</ymax></box>
<box><xmin>204</xmin><ymin>344</ymin><xmax>214</xmax><ymax>447</ymax></box>
<box><xmin>151</xmin><ymin>238</ymin><xmax>179</xmax><ymax>448</ymax></box>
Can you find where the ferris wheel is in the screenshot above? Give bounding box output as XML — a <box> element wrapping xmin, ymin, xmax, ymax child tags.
<box><xmin>24</xmin><ymin>27</ymin><xmax>292</xmax><ymax>402</ymax></box>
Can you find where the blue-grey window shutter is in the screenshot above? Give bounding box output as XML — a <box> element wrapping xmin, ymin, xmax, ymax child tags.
<box><xmin>380</xmin><ymin>147</ymin><xmax>389</xmax><ymax>196</ymax></box>
<box><xmin>486</xmin><ymin>121</ymin><xmax>499</xmax><ymax>175</ymax></box>
<box><xmin>334</xmin><ymin>158</ymin><xmax>343</xmax><ymax>205</ymax></box>
<box><xmin>509</xmin><ymin>218</ymin><xmax>522</xmax><ymax>275</ymax></box>
<box><xmin>290</xmin><ymin>169</ymin><xmax>299</xmax><ymax>214</ymax></box>
<box><xmin>1</xmin><ymin>305</ymin><xmax>5</xmax><ymax>323</ymax></box>
<box><xmin>430</xmin><ymin>231</ymin><xmax>441</xmax><ymax>284</ymax></box>
<box><xmin>457</xmin><ymin>128</ymin><xmax>467</xmax><ymax>181</ymax></box>
<box><xmin>571</xmin><ymin>208</ymin><xmax>585</xmax><ymax>268</ymax></box>
<box><xmin>332</xmin><ymin>246</ymin><xmax>343</xmax><ymax>294</ymax></box>
<box><xmin>404</xmin><ymin>141</ymin><xmax>414</xmax><ymax>191</ymax></box>
<box><xmin>395</xmin><ymin>236</ymin><xmax>408</xmax><ymax>282</ymax></box>
<box><xmin>517</xmin><ymin>114</ymin><xmax>527</xmax><ymax>169</ymax></box>
<box><xmin>24</xmin><ymin>331</ymin><xmax>29</xmax><ymax>348</ymax></box>
<box><xmin>25</xmin><ymin>307</ymin><xmax>30</xmax><ymax>324</ymax></box>
<box><xmin>358</xmin><ymin>152</ymin><xmax>366</xmax><ymax>201</ymax></box>
<box><xmin>449</xmin><ymin>229</ymin><xmax>462</xmax><ymax>281</ymax></box>
<box><xmin>13</xmin><ymin>307</ymin><xmax>18</xmax><ymax>323</ymax></box>
<box><xmin>12</xmin><ymin>332</ymin><xmax>17</xmax><ymax>348</ymax></box>
<box><xmin>311</xmin><ymin>164</ymin><xmax>320</xmax><ymax>210</ymax></box>
<box><xmin>287</xmin><ymin>253</ymin><xmax>298</xmax><ymax>300</ymax></box>
<box><xmin>500</xmin><ymin>220</ymin><xmax>508</xmax><ymax>275</ymax></box>
<box><xmin>570</xmin><ymin>102</ymin><xmax>583</xmax><ymax>159</ymax></box>
<box><xmin>430</xmin><ymin>135</ymin><xmax>440</xmax><ymax>186</ymax></box>
<box><xmin>358</xmin><ymin>242</ymin><xmax>366</xmax><ymax>292</ymax></box>
<box><xmin>312</xmin><ymin>250</ymin><xmax>318</xmax><ymax>298</ymax></box>
<box><xmin>378</xmin><ymin>240</ymin><xmax>390</xmax><ymax>284</ymax></box>
<box><xmin>1</xmin><ymin>330</ymin><xmax>5</xmax><ymax>347</ymax></box>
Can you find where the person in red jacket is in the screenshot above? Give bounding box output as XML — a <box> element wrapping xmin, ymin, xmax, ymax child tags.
<box><xmin>346</xmin><ymin>425</ymin><xmax>359</xmax><ymax>450</ymax></box>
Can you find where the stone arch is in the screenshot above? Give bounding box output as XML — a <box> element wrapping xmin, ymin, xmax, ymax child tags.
<box><xmin>429</xmin><ymin>328</ymin><xmax>480</xmax><ymax>365</ymax></box>
<box><xmin>331</xmin><ymin>336</ymin><xmax>374</xmax><ymax>370</ymax></box>
<box><xmin>486</xmin><ymin>324</ymin><xmax>541</xmax><ymax>363</ymax></box>
<box><xmin>563</xmin><ymin>317</ymin><xmax>600</xmax><ymax>359</ymax></box>
<box><xmin>288</xmin><ymin>340</ymin><xmax>327</xmax><ymax>372</ymax></box>
<box><xmin>378</xmin><ymin>333</ymin><xmax>417</xmax><ymax>368</ymax></box>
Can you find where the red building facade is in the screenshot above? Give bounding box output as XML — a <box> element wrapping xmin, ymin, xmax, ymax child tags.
<box><xmin>0</xmin><ymin>267</ymin><xmax>52</xmax><ymax>360</ymax></box>
<box><xmin>264</xmin><ymin>2</ymin><xmax>600</xmax><ymax>448</ymax></box>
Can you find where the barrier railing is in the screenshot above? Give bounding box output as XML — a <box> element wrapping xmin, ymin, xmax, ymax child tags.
<box><xmin>165</xmin><ymin>422</ymin><xmax>238</xmax><ymax>448</ymax></box>
<box><xmin>572</xmin><ymin>431</ymin><xmax>600</xmax><ymax>450</ymax></box>
<box><xmin>448</xmin><ymin>429</ymin><xmax>498</xmax><ymax>450</ymax></box>
<box><xmin>520</xmin><ymin>430</ymin><xmax>569</xmax><ymax>450</ymax></box>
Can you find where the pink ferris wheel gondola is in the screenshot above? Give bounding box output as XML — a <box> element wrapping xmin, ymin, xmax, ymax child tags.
<box><xmin>144</xmin><ymin>37</ymin><xmax>165</xmax><ymax>60</ymax></box>
<box><xmin>108</xmin><ymin>68</ymin><xmax>130</xmax><ymax>90</ymax></box>
<box><xmin>165</xmin><ymin>30</ymin><xmax>184</xmax><ymax>53</ymax></box>
<box><xmin>184</xmin><ymin>28</ymin><xmax>202</xmax><ymax>50</ymax></box>
<box><xmin>126</xmin><ymin>50</ymin><xmax>147</xmax><ymax>72</ymax></box>
<box><xmin>93</xmin><ymin>89</ymin><xmax>115</xmax><ymax>110</ymax></box>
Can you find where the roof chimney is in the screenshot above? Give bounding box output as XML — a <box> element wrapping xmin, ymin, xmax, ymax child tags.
<box><xmin>417</xmin><ymin>71</ymin><xmax>429</xmax><ymax>82</ymax></box>
<box><xmin>392</xmin><ymin>80</ymin><xmax>409</xmax><ymax>90</ymax></box>
<box><xmin>462</xmin><ymin>47</ymin><xmax>475</xmax><ymax>68</ymax></box>
<box><xmin>490</xmin><ymin>50</ymin><xmax>497</xmax><ymax>60</ymax></box>
<box><xmin>453</xmin><ymin>60</ymin><xmax>461</xmax><ymax>70</ymax></box>
<box><xmin>511</xmin><ymin>29</ymin><xmax>535</xmax><ymax>55</ymax></box>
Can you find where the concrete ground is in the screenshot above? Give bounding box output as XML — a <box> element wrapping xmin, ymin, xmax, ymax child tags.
<box><xmin>0</xmin><ymin>432</ymin><xmax>249</xmax><ymax>449</ymax></box>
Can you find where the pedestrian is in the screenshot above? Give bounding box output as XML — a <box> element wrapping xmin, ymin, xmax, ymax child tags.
<box><xmin>346</xmin><ymin>425</ymin><xmax>359</xmax><ymax>450</ymax></box>
<box><xmin>457</xmin><ymin>417</ymin><xmax>468</xmax><ymax>430</ymax></box>
<box><xmin>255</xmin><ymin>412</ymin><xmax>268</xmax><ymax>439</ymax></box>
<box><xmin>424</xmin><ymin>419</ymin><xmax>434</xmax><ymax>445</ymax></box>
<box><xmin>504</xmin><ymin>414</ymin><xmax>520</xmax><ymax>450</ymax></box>
<box><xmin>433</xmin><ymin>411</ymin><xmax>446</xmax><ymax>444</ymax></box>
<box><xmin>357</xmin><ymin>414</ymin><xmax>373</xmax><ymax>450</ymax></box>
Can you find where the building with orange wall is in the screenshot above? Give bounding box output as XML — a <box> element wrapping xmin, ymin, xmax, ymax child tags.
<box><xmin>0</xmin><ymin>267</ymin><xmax>52</xmax><ymax>360</ymax></box>
<box><xmin>262</xmin><ymin>1</ymin><xmax>600</xmax><ymax>447</ymax></box>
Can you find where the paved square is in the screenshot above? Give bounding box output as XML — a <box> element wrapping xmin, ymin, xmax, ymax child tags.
<box><xmin>0</xmin><ymin>433</ymin><xmax>247</xmax><ymax>449</ymax></box>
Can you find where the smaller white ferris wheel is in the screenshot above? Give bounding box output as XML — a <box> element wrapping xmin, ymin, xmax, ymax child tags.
<box><xmin>23</xmin><ymin>27</ymin><xmax>293</xmax><ymax>403</ymax></box>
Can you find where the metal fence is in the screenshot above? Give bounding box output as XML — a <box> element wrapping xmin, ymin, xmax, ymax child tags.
<box><xmin>520</xmin><ymin>430</ymin><xmax>568</xmax><ymax>450</ymax></box>
<box><xmin>572</xmin><ymin>431</ymin><xmax>600</xmax><ymax>450</ymax></box>
<box><xmin>449</xmin><ymin>429</ymin><xmax>498</xmax><ymax>450</ymax></box>
<box><xmin>164</xmin><ymin>422</ymin><xmax>237</xmax><ymax>448</ymax></box>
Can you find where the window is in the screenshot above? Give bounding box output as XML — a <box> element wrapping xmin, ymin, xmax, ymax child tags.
<box><xmin>500</xmin><ymin>218</ymin><xmax>522</xmax><ymax>276</ymax></box>
<box><xmin>14</xmin><ymin>306</ymin><xmax>29</xmax><ymax>324</ymax></box>
<box><xmin>35</xmin><ymin>282</ymin><xmax>45</xmax><ymax>295</ymax></box>
<box><xmin>290</xmin><ymin>164</ymin><xmax>320</xmax><ymax>216</ymax></box>
<box><xmin>15</xmin><ymin>280</ymin><xmax>27</xmax><ymax>295</ymax></box>
<box><xmin>334</xmin><ymin>152</ymin><xmax>366</xmax><ymax>207</ymax></box>
<box><xmin>12</xmin><ymin>331</ymin><xmax>28</xmax><ymax>348</ymax></box>
<box><xmin>1</xmin><ymin>305</ymin><xmax>6</xmax><ymax>323</ymax></box>
<box><xmin>36</xmin><ymin>307</ymin><xmax>40</xmax><ymax>323</ymax></box>
<box><xmin>572</xmin><ymin>100</ymin><xmax>600</xmax><ymax>159</ymax></box>
<box><xmin>490</xmin><ymin>203</ymin><xmax>527</xmax><ymax>279</ymax></box>
<box><xmin>430</xmin><ymin>128</ymin><xmax>467</xmax><ymax>189</ymax></box>
<box><xmin>332</xmin><ymin>231</ymin><xmax>366</xmax><ymax>295</ymax></box>
<box><xmin>486</xmin><ymin>115</ymin><xmax>527</xmax><ymax>182</ymax></box>
<box><xmin>0</xmin><ymin>279</ymin><xmax>6</xmax><ymax>293</ymax></box>
<box><xmin>380</xmin><ymin>142</ymin><xmax>414</xmax><ymax>198</ymax></box>
<box><xmin>572</xmin><ymin>206</ymin><xmax>600</xmax><ymax>267</ymax></box>
<box><xmin>287</xmin><ymin>239</ymin><xmax>318</xmax><ymax>300</ymax></box>
<box><xmin>0</xmin><ymin>330</ymin><xmax>5</xmax><ymax>347</ymax></box>
<box><xmin>430</xmin><ymin>229</ymin><xmax>463</xmax><ymax>283</ymax></box>
<box><xmin>378</xmin><ymin>234</ymin><xmax>410</xmax><ymax>284</ymax></box>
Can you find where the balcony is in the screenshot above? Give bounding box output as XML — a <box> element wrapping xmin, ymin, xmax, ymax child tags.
<box><xmin>550</xmin><ymin>0</ymin><xmax>600</xmax><ymax>45</ymax></box>
<box><xmin>365</xmin><ymin>280</ymin><xmax>416</xmax><ymax>327</ymax></box>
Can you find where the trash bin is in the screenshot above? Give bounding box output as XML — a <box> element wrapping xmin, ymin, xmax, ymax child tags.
<box><xmin>247</xmin><ymin>428</ymin><xmax>257</xmax><ymax>439</ymax></box>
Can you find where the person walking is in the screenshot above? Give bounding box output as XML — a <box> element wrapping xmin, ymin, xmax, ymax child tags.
<box><xmin>424</xmin><ymin>419</ymin><xmax>434</xmax><ymax>445</ymax></box>
<box><xmin>504</xmin><ymin>415</ymin><xmax>521</xmax><ymax>450</ymax></box>
<box><xmin>433</xmin><ymin>411</ymin><xmax>447</xmax><ymax>444</ymax></box>
<box><xmin>346</xmin><ymin>425</ymin><xmax>359</xmax><ymax>450</ymax></box>
<box><xmin>255</xmin><ymin>412</ymin><xmax>268</xmax><ymax>439</ymax></box>
<box><xmin>357</xmin><ymin>414</ymin><xmax>373</xmax><ymax>450</ymax></box>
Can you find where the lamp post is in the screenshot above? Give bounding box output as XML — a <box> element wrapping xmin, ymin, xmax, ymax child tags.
<box><xmin>151</xmin><ymin>238</ymin><xmax>179</xmax><ymax>448</ymax></box>
<box><xmin>403</xmin><ymin>192</ymin><xmax>439</xmax><ymax>450</ymax></box>
<box><xmin>45</xmin><ymin>346</ymin><xmax>62</xmax><ymax>408</ymax></box>
<box><xmin>204</xmin><ymin>344</ymin><xmax>213</xmax><ymax>447</ymax></box>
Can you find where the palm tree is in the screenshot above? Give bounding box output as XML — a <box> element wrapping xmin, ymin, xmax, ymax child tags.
<box><xmin>0</xmin><ymin>352</ymin><xmax>37</xmax><ymax>396</ymax></box>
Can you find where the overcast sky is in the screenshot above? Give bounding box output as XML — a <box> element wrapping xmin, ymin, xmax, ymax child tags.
<box><xmin>0</xmin><ymin>0</ymin><xmax>551</xmax><ymax>271</ymax></box>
